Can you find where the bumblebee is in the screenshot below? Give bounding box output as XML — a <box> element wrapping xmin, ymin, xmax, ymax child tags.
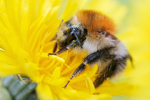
<box><xmin>49</xmin><ymin>10</ymin><xmax>132</xmax><ymax>88</ymax></box>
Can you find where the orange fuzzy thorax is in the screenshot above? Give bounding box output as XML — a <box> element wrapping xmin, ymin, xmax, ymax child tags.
<box><xmin>76</xmin><ymin>10</ymin><xmax>116</xmax><ymax>35</ymax></box>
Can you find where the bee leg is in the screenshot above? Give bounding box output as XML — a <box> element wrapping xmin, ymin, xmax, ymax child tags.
<box><xmin>64</xmin><ymin>63</ymin><xmax>86</xmax><ymax>88</ymax></box>
<box><xmin>48</xmin><ymin>40</ymin><xmax>78</xmax><ymax>56</ymax></box>
<box><xmin>53</xmin><ymin>42</ymin><xmax>57</xmax><ymax>53</ymax></box>
<box><xmin>94</xmin><ymin>57</ymin><xmax>127</xmax><ymax>88</ymax></box>
<box><xmin>128</xmin><ymin>54</ymin><xmax>134</xmax><ymax>68</ymax></box>
<box><xmin>51</xmin><ymin>35</ymin><xmax>57</xmax><ymax>41</ymax></box>
<box><xmin>64</xmin><ymin>50</ymin><xmax>104</xmax><ymax>88</ymax></box>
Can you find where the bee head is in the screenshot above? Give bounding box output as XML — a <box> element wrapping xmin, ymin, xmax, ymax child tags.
<box><xmin>56</xmin><ymin>16</ymin><xmax>86</xmax><ymax>49</ymax></box>
<box><xmin>58</xmin><ymin>27</ymin><xmax>82</xmax><ymax>49</ymax></box>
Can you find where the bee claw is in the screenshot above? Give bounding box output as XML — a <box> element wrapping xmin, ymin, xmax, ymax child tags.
<box><xmin>63</xmin><ymin>81</ymin><xmax>70</xmax><ymax>88</ymax></box>
<box><xmin>48</xmin><ymin>53</ymin><xmax>56</xmax><ymax>56</ymax></box>
<box><xmin>63</xmin><ymin>85</ymin><xmax>67</xmax><ymax>89</ymax></box>
<box><xmin>63</xmin><ymin>75</ymin><xmax>74</xmax><ymax>88</ymax></box>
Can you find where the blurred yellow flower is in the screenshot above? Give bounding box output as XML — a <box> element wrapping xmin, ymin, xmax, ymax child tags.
<box><xmin>0</xmin><ymin>0</ymin><xmax>150</xmax><ymax>100</ymax></box>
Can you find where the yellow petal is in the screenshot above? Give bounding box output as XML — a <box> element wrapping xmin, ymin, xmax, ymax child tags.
<box><xmin>36</xmin><ymin>83</ymin><xmax>55</xmax><ymax>100</ymax></box>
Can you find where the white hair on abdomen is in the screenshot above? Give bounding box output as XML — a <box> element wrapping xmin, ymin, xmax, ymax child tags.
<box><xmin>74</xmin><ymin>34</ymin><xmax>128</xmax><ymax>60</ymax></box>
<box><xmin>110</xmin><ymin>42</ymin><xmax>128</xmax><ymax>59</ymax></box>
<box><xmin>82</xmin><ymin>37</ymin><xmax>115</xmax><ymax>54</ymax></box>
<box><xmin>82</xmin><ymin>38</ymin><xmax>99</xmax><ymax>54</ymax></box>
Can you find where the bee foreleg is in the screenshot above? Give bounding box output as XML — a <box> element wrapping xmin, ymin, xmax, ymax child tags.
<box><xmin>48</xmin><ymin>40</ymin><xmax>78</xmax><ymax>56</ymax></box>
<box><xmin>94</xmin><ymin>57</ymin><xmax>127</xmax><ymax>88</ymax></box>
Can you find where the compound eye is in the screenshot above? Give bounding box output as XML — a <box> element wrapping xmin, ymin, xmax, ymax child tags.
<box><xmin>64</xmin><ymin>29</ymin><xmax>71</xmax><ymax>35</ymax></box>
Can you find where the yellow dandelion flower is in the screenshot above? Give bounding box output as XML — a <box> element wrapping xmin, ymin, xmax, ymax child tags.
<box><xmin>0</xmin><ymin>0</ymin><xmax>127</xmax><ymax>99</ymax></box>
<box><xmin>1</xmin><ymin>0</ymin><xmax>150</xmax><ymax>100</ymax></box>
